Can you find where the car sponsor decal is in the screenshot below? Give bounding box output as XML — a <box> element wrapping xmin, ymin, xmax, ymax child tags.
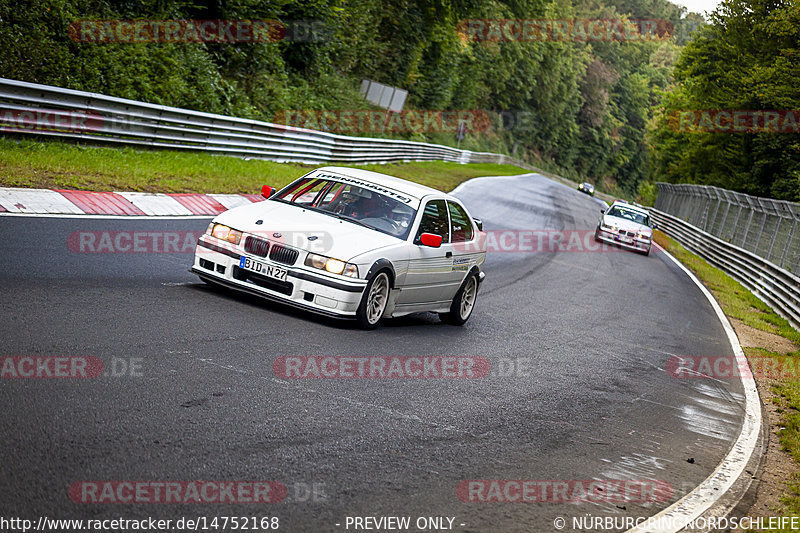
<box><xmin>314</xmin><ymin>172</ymin><xmax>415</xmax><ymax>204</ymax></box>
<box><xmin>452</xmin><ymin>257</ymin><xmax>471</xmax><ymax>271</ymax></box>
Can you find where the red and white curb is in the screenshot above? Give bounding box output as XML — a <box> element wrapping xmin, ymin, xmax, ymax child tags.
<box><xmin>0</xmin><ymin>187</ymin><xmax>264</xmax><ymax>216</ymax></box>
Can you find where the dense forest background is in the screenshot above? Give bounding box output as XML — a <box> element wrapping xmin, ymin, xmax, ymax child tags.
<box><xmin>0</xmin><ymin>0</ymin><xmax>797</xmax><ymax>200</ymax></box>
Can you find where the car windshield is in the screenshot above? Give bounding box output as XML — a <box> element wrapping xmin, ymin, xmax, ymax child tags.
<box><xmin>273</xmin><ymin>175</ymin><xmax>418</xmax><ymax>239</ymax></box>
<box><xmin>607</xmin><ymin>206</ymin><xmax>650</xmax><ymax>226</ymax></box>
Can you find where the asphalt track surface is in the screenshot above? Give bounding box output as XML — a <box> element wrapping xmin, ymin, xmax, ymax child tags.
<box><xmin>0</xmin><ymin>174</ymin><xmax>745</xmax><ymax>532</ymax></box>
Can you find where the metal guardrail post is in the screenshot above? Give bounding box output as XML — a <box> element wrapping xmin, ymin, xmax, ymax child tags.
<box><xmin>740</xmin><ymin>204</ymin><xmax>756</xmax><ymax>249</ymax></box>
<box><xmin>753</xmin><ymin>214</ymin><xmax>764</xmax><ymax>253</ymax></box>
<box><xmin>691</xmin><ymin>187</ymin><xmax>703</xmax><ymax>226</ymax></box>
<box><xmin>709</xmin><ymin>187</ymin><xmax>723</xmax><ymax>234</ymax></box>
<box><xmin>703</xmin><ymin>187</ymin><xmax>713</xmax><ymax>231</ymax></box>
<box><xmin>767</xmin><ymin>216</ymin><xmax>781</xmax><ymax>262</ymax></box>
<box><xmin>699</xmin><ymin>187</ymin><xmax>711</xmax><ymax>228</ymax></box>
<box><xmin>753</xmin><ymin>199</ymin><xmax>770</xmax><ymax>255</ymax></box>
<box><xmin>781</xmin><ymin>219</ymin><xmax>797</xmax><ymax>269</ymax></box>
<box><xmin>728</xmin><ymin>192</ymin><xmax>745</xmax><ymax>243</ymax></box>
<box><xmin>718</xmin><ymin>192</ymin><xmax>732</xmax><ymax>239</ymax></box>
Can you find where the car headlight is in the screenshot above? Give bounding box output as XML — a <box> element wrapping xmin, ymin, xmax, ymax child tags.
<box><xmin>305</xmin><ymin>253</ymin><xmax>359</xmax><ymax>278</ymax></box>
<box><xmin>600</xmin><ymin>224</ymin><xmax>613</xmax><ymax>231</ymax></box>
<box><xmin>210</xmin><ymin>223</ymin><xmax>242</xmax><ymax>245</ymax></box>
<box><xmin>638</xmin><ymin>233</ymin><xmax>652</xmax><ymax>240</ymax></box>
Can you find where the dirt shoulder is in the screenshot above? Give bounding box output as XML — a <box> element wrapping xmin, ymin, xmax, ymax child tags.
<box><xmin>732</xmin><ymin>319</ymin><xmax>800</xmax><ymax>524</ymax></box>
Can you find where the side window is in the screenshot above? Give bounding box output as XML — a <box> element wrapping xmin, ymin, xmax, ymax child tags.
<box><xmin>448</xmin><ymin>201</ymin><xmax>474</xmax><ymax>242</ymax></box>
<box><xmin>415</xmin><ymin>200</ymin><xmax>450</xmax><ymax>243</ymax></box>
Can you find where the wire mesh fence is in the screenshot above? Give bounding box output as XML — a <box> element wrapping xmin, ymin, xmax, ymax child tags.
<box><xmin>655</xmin><ymin>183</ymin><xmax>800</xmax><ymax>274</ymax></box>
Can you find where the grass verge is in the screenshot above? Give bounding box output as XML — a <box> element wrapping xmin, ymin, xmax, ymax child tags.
<box><xmin>0</xmin><ymin>137</ymin><xmax>530</xmax><ymax>194</ymax></box>
<box><xmin>653</xmin><ymin>230</ymin><xmax>800</xmax><ymax>528</ymax></box>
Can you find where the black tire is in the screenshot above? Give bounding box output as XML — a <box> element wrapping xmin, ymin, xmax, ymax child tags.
<box><xmin>439</xmin><ymin>272</ymin><xmax>480</xmax><ymax>326</ymax></box>
<box><xmin>356</xmin><ymin>271</ymin><xmax>391</xmax><ymax>329</ymax></box>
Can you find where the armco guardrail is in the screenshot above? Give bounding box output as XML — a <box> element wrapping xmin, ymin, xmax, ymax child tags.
<box><xmin>651</xmin><ymin>207</ymin><xmax>800</xmax><ymax>331</ymax></box>
<box><xmin>655</xmin><ymin>183</ymin><xmax>800</xmax><ymax>273</ymax></box>
<box><xmin>0</xmin><ymin>77</ymin><xmax>536</xmax><ymax>167</ymax></box>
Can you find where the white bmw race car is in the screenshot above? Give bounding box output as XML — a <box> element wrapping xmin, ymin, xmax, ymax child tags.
<box><xmin>191</xmin><ymin>167</ymin><xmax>487</xmax><ymax>328</ymax></box>
<box><xmin>594</xmin><ymin>200</ymin><xmax>655</xmax><ymax>255</ymax></box>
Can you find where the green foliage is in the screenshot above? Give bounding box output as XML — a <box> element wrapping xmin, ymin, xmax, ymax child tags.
<box><xmin>648</xmin><ymin>0</ymin><xmax>800</xmax><ymax>201</ymax></box>
<box><xmin>0</xmin><ymin>0</ymin><xmax>692</xmax><ymax>196</ymax></box>
<box><xmin>636</xmin><ymin>180</ymin><xmax>657</xmax><ymax>205</ymax></box>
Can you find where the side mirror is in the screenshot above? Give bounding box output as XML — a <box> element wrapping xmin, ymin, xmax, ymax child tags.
<box><xmin>472</xmin><ymin>217</ymin><xmax>483</xmax><ymax>231</ymax></box>
<box><xmin>419</xmin><ymin>233</ymin><xmax>443</xmax><ymax>248</ymax></box>
<box><xmin>600</xmin><ymin>208</ymin><xmax>606</xmax><ymax>214</ymax></box>
<box><xmin>261</xmin><ymin>185</ymin><xmax>276</xmax><ymax>198</ymax></box>
<box><xmin>652</xmin><ymin>223</ymin><xmax>658</xmax><ymax>230</ymax></box>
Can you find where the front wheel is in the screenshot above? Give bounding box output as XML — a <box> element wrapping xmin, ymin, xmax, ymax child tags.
<box><xmin>356</xmin><ymin>271</ymin><xmax>390</xmax><ymax>329</ymax></box>
<box><xmin>440</xmin><ymin>272</ymin><xmax>479</xmax><ymax>326</ymax></box>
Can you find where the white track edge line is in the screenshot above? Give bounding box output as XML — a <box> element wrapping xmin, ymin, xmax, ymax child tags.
<box><xmin>623</xmin><ymin>242</ymin><xmax>762</xmax><ymax>533</ymax></box>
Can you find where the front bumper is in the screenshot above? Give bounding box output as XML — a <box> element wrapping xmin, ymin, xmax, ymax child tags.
<box><xmin>192</xmin><ymin>237</ymin><xmax>367</xmax><ymax>318</ymax></box>
<box><xmin>595</xmin><ymin>229</ymin><xmax>651</xmax><ymax>252</ymax></box>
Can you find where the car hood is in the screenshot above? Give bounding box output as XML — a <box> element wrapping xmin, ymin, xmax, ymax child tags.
<box><xmin>215</xmin><ymin>200</ymin><xmax>402</xmax><ymax>261</ymax></box>
<box><xmin>602</xmin><ymin>214</ymin><xmax>651</xmax><ymax>233</ymax></box>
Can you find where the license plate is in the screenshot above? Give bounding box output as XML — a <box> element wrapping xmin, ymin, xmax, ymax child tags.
<box><xmin>239</xmin><ymin>256</ymin><xmax>288</xmax><ymax>281</ymax></box>
<box><xmin>616</xmin><ymin>235</ymin><xmax>633</xmax><ymax>244</ymax></box>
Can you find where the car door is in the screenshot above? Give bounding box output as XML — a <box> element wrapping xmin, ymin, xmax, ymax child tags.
<box><xmin>440</xmin><ymin>200</ymin><xmax>479</xmax><ymax>300</ymax></box>
<box><xmin>395</xmin><ymin>199</ymin><xmax>453</xmax><ymax>305</ymax></box>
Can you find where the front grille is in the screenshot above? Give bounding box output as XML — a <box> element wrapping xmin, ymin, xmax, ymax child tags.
<box><xmin>269</xmin><ymin>244</ymin><xmax>299</xmax><ymax>265</ymax></box>
<box><xmin>232</xmin><ymin>266</ymin><xmax>293</xmax><ymax>296</ymax></box>
<box><xmin>244</xmin><ymin>236</ymin><xmax>270</xmax><ymax>257</ymax></box>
